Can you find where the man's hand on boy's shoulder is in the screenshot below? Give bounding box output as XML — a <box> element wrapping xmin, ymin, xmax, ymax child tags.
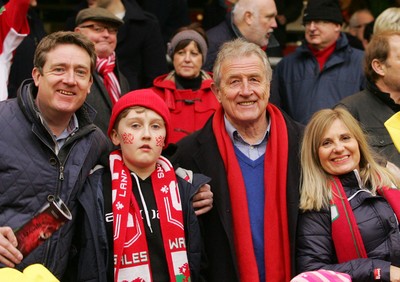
<box><xmin>193</xmin><ymin>184</ymin><xmax>213</xmax><ymax>216</ymax></box>
<box><xmin>175</xmin><ymin>167</ymin><xmax>213</xmax><ymax>215</ymax></box>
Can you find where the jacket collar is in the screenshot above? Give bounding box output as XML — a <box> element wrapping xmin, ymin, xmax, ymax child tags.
<box><xmin>153</xmin><ymin>70</ymin><xmax>212</xmax><ymax>91</ymax></box>
<box><xmin>299</xmin><ymin>32</ymin><xmax>349</xmax><ymax>54</ymax></box>
<box><xmin>367</xmin><ymin>79</ymin><xmax>400</xmax><ymax>112</ymax></box>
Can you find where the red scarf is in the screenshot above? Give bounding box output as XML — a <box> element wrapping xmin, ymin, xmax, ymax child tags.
<box><xmin>331</xmin><ymin>176</ymin><xmax>400</xmax><ymax>263</ymax></box>
<box><xmin>110</xmin><ymin>150</ymin><xmax>190</xmax><ymax>282</ymax></box>
<box><xmin>212</xmin><ymin>104</ymin><xmax>291</xmax><ymax>281</ymax></box>
<box><xmin>96</xmin><ymin>52</ymin><xmax>121</xmax><ymax>105</ymax></box>
<box><xmin>309</xmin><ymin>41</ymin><xmax>336</xmax><ymax>71</ymax></box>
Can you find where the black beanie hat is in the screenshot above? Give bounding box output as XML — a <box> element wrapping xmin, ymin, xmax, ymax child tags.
<box><xmin>303</xmin><ymin>0</ymin><xmax>343</xmax><ymax>24</ymax></box>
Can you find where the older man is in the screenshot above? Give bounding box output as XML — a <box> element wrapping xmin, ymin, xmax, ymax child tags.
<box><xmin>270</xmin><ymin>0</ymin><xmax>366</xmax><ymax>124</ymax></box>
<box><xmin>336</xmin><ymin>31</ymin><xmax>400</xmax><ymax>167</ymax></box>
<box><xmin>0</xmin><ymin>31</ymin><xmax>108</xmax><ymax>281</ymax></box>
<box><xmin>75</xmin><ymin>7</ymin><xmax>129</xmax><ymax>135</ymax></box>
<box><xmin>203</xmin><ymin>0</ymin><xmax>279</xmax><ymax>71</ymax></box>
<box><xmin>176</xmin><ymin>38</ymin><xmax>303</xmax><ymax>281</ymax></box>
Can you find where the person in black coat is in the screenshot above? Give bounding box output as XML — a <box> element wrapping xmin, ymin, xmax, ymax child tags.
<box><xmin>203</xmin><ymin>0</ymin><xmax>280</xmax><ymax>72</ymax></box>
<box><xmin>103</xmin><ymin>89</ymin><xmax>211</xmax><ymax>281</ymax></box>
<box><xmin>297</xmin><ymin>108</ymin><xmax>400</xmax><ymax>282</ymax></box>
<box><xmin>274</xmin><ymin>0</ymin><xmax>304</xmax><ymax>56</ymax></box>
<box><xmin>137</xmin><ymin>0</ymin><xmax>191</xmax><ymax>44</ymax></box>
<box><xmin>335</xmin><ymin>31</ymin><xmax>400</xmax><ymax>168</ymax></box>
<box><xmin>176</xmin><ymin>38</ymin><xmax>303</xmax><ymax>281</ymax></box>
<box><xmin>74</xmin><ymin>7</ymin><xmax>130</xmax><ymax>136</ymax></box>
<box><xmin>98</xmin><ymin>0</ymin><xmax>169</xmax><ymax>90</ymax></box>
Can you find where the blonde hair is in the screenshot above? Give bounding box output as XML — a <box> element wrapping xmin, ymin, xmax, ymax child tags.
<box><xmin>374</xmin><ymin>7</ymin><xmax>400</xmax><ymax>34</ymax></box>
<box><xmin>300</xmin><ymin>108</ymin><xmax>398</xmax><ymax>211</ymax></box>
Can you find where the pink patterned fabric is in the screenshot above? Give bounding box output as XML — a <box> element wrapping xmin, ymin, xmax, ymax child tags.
<box><xmin>291</xmin><ymin>270</ymin><xmax>352</xmax><ymax>282</ymax></box>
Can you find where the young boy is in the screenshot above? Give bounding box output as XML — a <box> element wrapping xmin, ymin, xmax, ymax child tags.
<box><xmin>106</xmin><ymin>89</ymin><xmax>209</xmax><ymax>282</ymax></box>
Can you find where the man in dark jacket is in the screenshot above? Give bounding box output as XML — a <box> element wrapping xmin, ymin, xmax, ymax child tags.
<box><xmin>270</xmin><ymin>0</ymin><xmax>366</xmax><ymax>125</ymax></box>
<box><xmin>0</xmin><ymin>31</ymin><xmax>109</xmax><ymax>281</ymax></box>
<box><xmin>176</xmin><ymin>38</ymin><xmax>303</xmax><ymax>282</ymax></box>
<box><xmin>274</xmin><ymin>0</ymin><xmax>304</xmax><ymax>55</ymax></box>
<box><xmin>336</xmin><ymin>31</ymin><xmax>400</xmax><ymax>168</ymax></box>
<box><xmin>75</xmin><ymin>7</ymin><xmax>130</xmax><ymax>135</ymax></box>
<box><xmin>203</xmin><ymin>0</ymin><xmax>279</xmax><ymax>72</ymax></box>
<box><xmin>98</xmin><ymin>0</ymin><xmax>168</xmax><ymax>90</ymax></box>
<box><xmin>137</xmin><ymin>0</ymin><xmax>191</xmax><ymax>44</ymax></box>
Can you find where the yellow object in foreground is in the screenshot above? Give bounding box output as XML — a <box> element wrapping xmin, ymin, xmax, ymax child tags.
<box><xmin>0</xmin><ymin>264</ymin><xmax>59</xmax><ymax>282</ymax></box>
<box><xmin>384</xmin><ymin>111</ymin><xmax>400</xmax><ymax>153</ymax></box>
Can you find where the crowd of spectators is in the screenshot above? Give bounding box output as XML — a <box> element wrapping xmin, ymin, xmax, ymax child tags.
<box><xmin>1</xmin><ymin>0</ymin><xmax>400</xmax><ymax>281</ymax></box>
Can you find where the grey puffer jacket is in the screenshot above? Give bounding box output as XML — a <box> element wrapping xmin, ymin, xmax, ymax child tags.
<box><xmin>0</xmin><ymin>80</ymin><xmax>109</xmax><ymax>280</ymax></box>
<box><xmin>296</xmin><ymin>171</ymin><xmax>400</xmax><ymax>282</ymax></box>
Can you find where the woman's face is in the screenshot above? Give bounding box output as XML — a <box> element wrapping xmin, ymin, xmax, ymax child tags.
<box><xmin>318</xmin><ymin>119</ymin><xmax>360</xmax><ymax>175</ymax></box>
<box><xmin>173</xmin><ymin>41</ymin><xmax>203</xmax><ymax>79</ymax></box>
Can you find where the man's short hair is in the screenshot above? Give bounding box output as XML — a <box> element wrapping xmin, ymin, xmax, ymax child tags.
<box><xmin>33</xmin><ymin>31</ymin><xmax>97</xmax><ymax>75</ymax></box>
<box><xmin>364</xmin><ymin>30</ymin><xmax>400</xmax><ymax>82</ymax></box>
<box><xmin>232</xmin><ymin>0</ymin><xmax>258</xmax><ymax>20</ymax></box>
<box><xmin>212</xmin><ymin>38</ymin><xmax>272</xmax><ymax>87</ymax></box>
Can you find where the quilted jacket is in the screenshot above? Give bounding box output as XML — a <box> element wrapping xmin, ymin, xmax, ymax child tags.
<box><xmin>0</xmin><ymin>80</ymin><xmax>109</xmax><ymax>281</ymax></box>
<box><xmin>296</xmin><ymin>171</ymin><xmax>400</xmax><ymax>282</ymax></box>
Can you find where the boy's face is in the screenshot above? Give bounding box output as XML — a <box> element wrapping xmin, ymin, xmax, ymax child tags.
<box><xmin>111</xmin><ymin>108</ymin><xmax>166</xmax><ymax>176</ymax></box>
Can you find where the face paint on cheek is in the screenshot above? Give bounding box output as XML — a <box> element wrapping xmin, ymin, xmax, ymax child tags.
<box><xmin>121</xmin><ymin>132</ymin><xmax>135</xmax><ymax>144</ymax></box>
<box><xmin>155</xmin><ymin>135</ymin><xmax>165</xmax><ymax>147</ymax></box>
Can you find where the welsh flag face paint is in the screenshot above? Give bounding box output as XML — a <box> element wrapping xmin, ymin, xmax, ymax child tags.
<box><xmin>122</xmin><ymin>132</ymin><xmax>135</xmax><ymax>144</ymax></box>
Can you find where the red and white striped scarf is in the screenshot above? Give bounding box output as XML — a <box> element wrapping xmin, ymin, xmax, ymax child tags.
<box><xmin>110</xmin><ymin>150</ymin><xmax>190</xmax><ymax>282</ymax></box>
<box><xmin>96</xmin><ymin>52</ymin><xmax>121</xmax><ymax>105</ymax></box>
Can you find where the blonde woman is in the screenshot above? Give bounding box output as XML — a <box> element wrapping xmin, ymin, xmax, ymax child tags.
<box><xmin>297</xmin><ymin>108</ymin><xmax>400</xmax><ymax>282</ymax></box>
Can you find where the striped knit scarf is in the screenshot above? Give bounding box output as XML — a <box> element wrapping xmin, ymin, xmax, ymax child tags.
<box><xmin>110</xmin><ymin>150</ymin><xmax>190</xmax><ymax>282</ymax></box>
<box><xmin>96</xmin><ymin>52</ymin><xmax>121</xmax><ymax>105</ymax></box>
<box><xmin>212</xmin><ymin>104</ymin><xmax>291</xmax><ymax>281</ymax></box>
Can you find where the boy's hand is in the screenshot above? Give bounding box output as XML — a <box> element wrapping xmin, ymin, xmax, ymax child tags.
<box><xmin>0</xmin><ymin>226</ymin><xmax>23</xmax><ymax>267</ymax></box>
<box><xmin>193</xmin><ymin>184</ymin><xmax>213</xmax><ymax>216</ymax></box>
